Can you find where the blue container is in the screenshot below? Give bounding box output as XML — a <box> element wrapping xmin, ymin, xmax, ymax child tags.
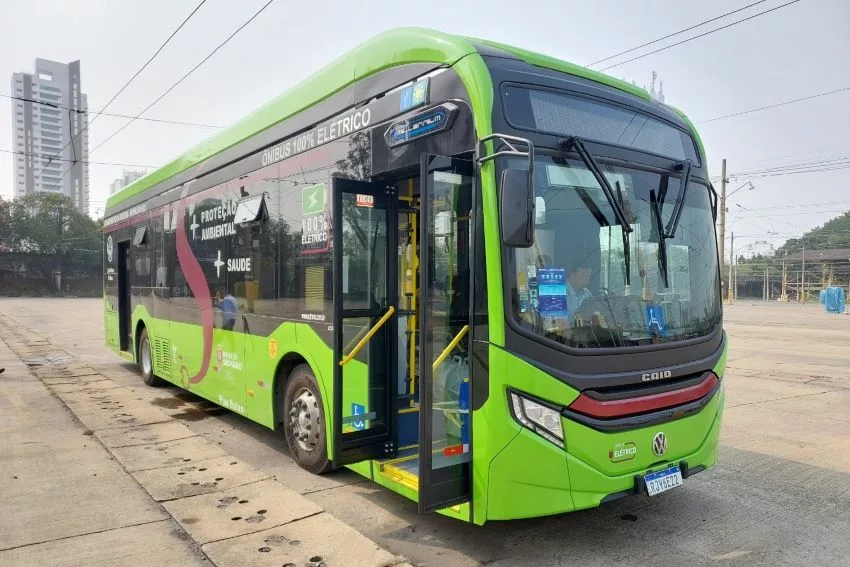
<box><xmin>824</xmin><ymin>287</ymin><xmax>846</xmax><ymax>314</ymax></box>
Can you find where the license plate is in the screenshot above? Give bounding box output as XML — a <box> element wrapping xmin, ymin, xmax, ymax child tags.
<box><xmin>644</xmin><ymin>465</ymin><xmax>683</xmax><ymax>496</ymax></box>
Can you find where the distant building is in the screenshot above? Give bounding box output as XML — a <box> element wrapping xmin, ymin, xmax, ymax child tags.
<box><xmin>109</xmin><ymin>169</ymin><xmax>147</xmax><ymax>195</ymax></box>
<box><xmin>10</xmin><ymin>58</ymin><xmax>89</xmax><ymax>212</ymax></box>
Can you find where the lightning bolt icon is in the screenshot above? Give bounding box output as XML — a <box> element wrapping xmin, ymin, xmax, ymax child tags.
<box><xmin>308</xmin><ymin>190</ymin><xmax>318</xmax><ymax>208</ymax></box>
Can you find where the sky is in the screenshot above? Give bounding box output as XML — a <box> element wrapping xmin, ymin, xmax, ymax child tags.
<box><xmin>1</xmin><ymin>0</ymin><xmax>848</xmax><ymax>256</ymax></box>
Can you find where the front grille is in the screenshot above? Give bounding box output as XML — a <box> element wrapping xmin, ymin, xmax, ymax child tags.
<box><xmin>584</xmin><ymin>371</ymin><xmax>710</xmax><ymax>401</ymax></box>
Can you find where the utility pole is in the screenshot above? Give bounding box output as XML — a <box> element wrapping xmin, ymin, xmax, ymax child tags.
<box><xmin>781</xmin><ymin>259</ymin><xmax>787</xmax><ymax>301</ymax></box>
<box><xmin>801</xmin><ymin>240</ymin><xmax>806</xmax><ymax>303</ymax></box>
<box><xmin>718</xmin><ymin>159</ymin><xmax>727</xmax><ymax>273</ymax></box>
<box><xmin>728</xmin><ymin>232</ymin><xmax>734</xmax><ymax>305</ymax></box>
<box><xmin>763</xmin><ymin>268</ymin><xmax>767</xmax><ymax>301</ymax></box>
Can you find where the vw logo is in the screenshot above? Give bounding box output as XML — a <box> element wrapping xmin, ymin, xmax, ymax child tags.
<box><xmin>652</xmin><ymin>432</ymin><xmax>667</xmax><ymax>456</ymax></box>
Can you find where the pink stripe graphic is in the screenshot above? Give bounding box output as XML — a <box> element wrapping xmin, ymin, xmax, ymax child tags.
<box><xmin>175</xmin><ymin>187</ymin><xmax>213</xmax><ymax>384</ymax></box>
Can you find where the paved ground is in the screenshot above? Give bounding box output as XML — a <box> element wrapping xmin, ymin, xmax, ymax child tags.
<box><xmin>0</xmin><ymin>303</ymin><xmax>409</xmax><ymax>567</ymax></box>
<box><xmin>2</xmin><ymin>298</ymin><xmax>849</xmax><ymax>566</ymax></box>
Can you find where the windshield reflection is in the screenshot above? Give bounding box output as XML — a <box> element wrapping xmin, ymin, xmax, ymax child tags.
<box><xmin>507</xmin><ymin>155</ymin><xmax>721</xmax><ymax>349</ymax></box>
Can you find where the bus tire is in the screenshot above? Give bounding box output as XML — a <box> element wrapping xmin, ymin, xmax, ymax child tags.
<box><xmin>282</xmin><ymin>364</ymin><xmax>331</xmax><ymax>474</ymax></box>
<box><xmin>137</xmin><ymin>328</ymin><xmax>164</xmax><ymax>387</ymax></box>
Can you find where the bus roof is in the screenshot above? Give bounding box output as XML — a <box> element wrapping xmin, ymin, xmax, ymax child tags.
<box><xmin>106</xmin><ymin>27</ymin><xmax>656</xmax><ymax>212</ymax></box>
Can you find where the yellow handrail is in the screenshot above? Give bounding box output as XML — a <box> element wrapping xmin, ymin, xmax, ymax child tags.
<box><xmin>339</xmin><ymin>306</ymin><xmax>395</xmax><ymax>366</ymax></box>
<box><xmin>432</xmin><ymin>325</ymin><xmax>469</xmax><ymax>371</ymax></box>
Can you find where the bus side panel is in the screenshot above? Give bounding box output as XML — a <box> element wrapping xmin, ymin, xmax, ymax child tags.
<box><xmin>242</xmin><ymin>322</ymin><xmax>334</xmax><ymax>433</ymax></box>
<box><xmin>476</xmin><ymin>346</ymin><xmax>581</xmax><ymax>522</ymax></box>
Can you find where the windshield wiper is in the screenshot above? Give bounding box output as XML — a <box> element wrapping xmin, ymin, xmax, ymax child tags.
<box><xmin>663</xmin><ymin>159</ymin><xmax>692</xmax><ymax>239</ymax></box>
<box><xmin>561</xmin><ymin>136</ymin><xmax>632</xmax><ymax>284</ymax></box>
<box><xmin>614</xmin><ymin>181</ymin><xmax>631</xmax><ymax>286</ymax></box>
<box><xmin>649</xmin><ymin>187</ymin><xmax>669</xmax><ymax>288</ymax></box>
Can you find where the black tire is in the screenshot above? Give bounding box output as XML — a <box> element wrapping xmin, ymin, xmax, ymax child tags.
<box><xmin>137</xmin><ymin>328</ymin><xmax>165</xmax><ymax>387</ymax></box>
<box><xmin>282</xmin><ymin>364</ymin><xmax>331</xmax><ymax>474</ymax></box>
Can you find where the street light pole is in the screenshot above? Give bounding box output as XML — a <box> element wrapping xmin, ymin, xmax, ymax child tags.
<box><xmin>718</xmin><ymin>159</ymin><xmax>727</xmax><ymax>273</ymax></box>
<box><xmin>801</xmin><ymin>239</ymin><xmax>806</xmax><ymax>303</ymax></box>
<box><xmin>728</xmin><ymin>232</ymin><xmax>734</xmax><ymax>305</ymax></box>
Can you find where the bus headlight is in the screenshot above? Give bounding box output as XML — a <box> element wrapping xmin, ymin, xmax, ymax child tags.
<box><xmin>509</xmin><ymin>390</ymin><xmax>564</xmax><ymax>448</ymax></box>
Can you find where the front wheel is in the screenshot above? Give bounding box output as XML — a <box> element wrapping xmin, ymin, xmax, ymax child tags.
<box><xmin>282</xmin><ymin>364</ymin><xmax>331</xmax><ymax>474</ymax></box>
<box><xmin>137</xmin><ymin>328</ymin><xmax>165</xmax><ymax>387</ymax></box>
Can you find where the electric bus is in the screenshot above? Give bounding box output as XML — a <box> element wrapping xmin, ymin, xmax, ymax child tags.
<box><xmin>103</xmin><ymin>28</ymin><xmax>726</xmax><ymax>524</ymax></box>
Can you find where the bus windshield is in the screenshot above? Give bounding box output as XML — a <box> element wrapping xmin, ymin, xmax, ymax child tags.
<box><xmin>506</xmin><ymin>154</ymin><xmax>721</xmax><ymax>349</ymax></box>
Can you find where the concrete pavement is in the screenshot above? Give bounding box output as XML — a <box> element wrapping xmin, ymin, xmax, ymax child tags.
<box><xmin>0</xmin><ymin>312</ymin><xmax>410</xmax><ymax>567</ymax></box>
<box><xmin>0</xmin><ymin>323</ymin><xmax>208</xmax><ymax>566</ymax></box>
<box><xmin>2</xmin><ymin>298</ymin><xmax>850</xmax><ymax>566</ymax></box>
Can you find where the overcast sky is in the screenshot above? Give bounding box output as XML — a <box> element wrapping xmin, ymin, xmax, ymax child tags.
<box><xmin>1</xmin><ymin>0</ymin><xmax>848</xmax><ymax>255</ymax></box>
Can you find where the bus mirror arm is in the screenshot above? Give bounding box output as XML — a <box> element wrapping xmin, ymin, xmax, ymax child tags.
<box><xmin>477</xmin><ymin>134</ymin><xmax>536</xmax><ymax>248</ymax></box>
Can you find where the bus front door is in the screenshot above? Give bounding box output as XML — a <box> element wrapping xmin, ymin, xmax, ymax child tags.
<box><xmin>331</xmin><ymin>178</ymin><xmax>398</xmax><ymax>465</ymax></box>
<box><xmin>418</xmin><ymin>154</ymin><xmax>473</xmax><ymax>513</ymax></box>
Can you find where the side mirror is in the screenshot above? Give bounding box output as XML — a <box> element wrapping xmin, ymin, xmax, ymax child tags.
<box><xmin>500</xmin><ymin>168</ymin><xmax>535</xmax><ymax>247</ymax></box>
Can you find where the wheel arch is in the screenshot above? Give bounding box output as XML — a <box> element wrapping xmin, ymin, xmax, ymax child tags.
<box><xmin>133</xmin><ymin>319</ymin><xmax>148</xmax><ymax>361</ymax></box>
<box><xmin>272</xmin><ymin>349</ymin><xmax>331</xmax><ymax>434</ymax></box>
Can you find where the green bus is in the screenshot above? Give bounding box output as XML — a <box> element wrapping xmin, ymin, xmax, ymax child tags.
<box><xmin>103</xmin><ymin>28</ymin><xmax>725</xmax><ymax>524</ymax></box>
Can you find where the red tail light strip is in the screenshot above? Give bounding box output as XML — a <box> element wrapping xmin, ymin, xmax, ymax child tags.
<box><xmin>568</xmin><ymin>372</ymin><xmax>719</xmax><ymax>419</ymax></box>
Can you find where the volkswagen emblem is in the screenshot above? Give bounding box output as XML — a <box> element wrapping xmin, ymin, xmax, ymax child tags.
<box><xmin>652</xmin><ymin>432</ymin><xmax>667</xmax><ymax>456</ymax></box>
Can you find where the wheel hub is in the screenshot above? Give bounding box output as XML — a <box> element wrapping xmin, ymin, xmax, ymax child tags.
<box><xmin>289</xmin><ymin>388</ymin><xmax>321</xmax><ymax>452</ymax></box>
<box><xmin>140</xmin><ymin>338</ymin><xmax>152</xmax><ymax>376</ymax></box>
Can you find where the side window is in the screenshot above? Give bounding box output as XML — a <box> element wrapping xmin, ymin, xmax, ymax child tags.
<box><xmin>192</xmin><ymin>189</ymin><xmax>231</xmax><ymax>298</ymax></box>
<box><xmin>152</xmin><ymin>216</ymin><xmax>167</xmax><ymax>289</ymax></box>
<box><xmin>273</xmin><ymin>159</ymin><xmax>333</xmax><ymax>320</ymax></box>
<box><xmin>132</xmin><ymin>225</ymin><xmax>151</xmax><ymax>285</ymax></box>
<box><xmin>166</xmin><ymin>208</ymin><xmax>188</xmax><ymax>298</ymax></box>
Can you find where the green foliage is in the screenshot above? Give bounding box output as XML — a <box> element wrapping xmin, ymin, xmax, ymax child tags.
<box><xmin>0</xmin><ymin>193</ymin><xmax>102</xmax><ymax>273</ymax></box>
<box><xmin>775</xmin><ymin>212</ymin><xmax>850</xmax><ymax>256</ymax></box>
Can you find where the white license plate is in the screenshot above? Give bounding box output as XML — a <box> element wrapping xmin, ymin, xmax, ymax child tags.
<box><xmin>644</xmin><ymin>465</ymin><xmax>683</xmax><ymax>496</ymax></box>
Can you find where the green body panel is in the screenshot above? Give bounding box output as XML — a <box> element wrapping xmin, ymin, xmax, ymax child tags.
<box><xmin>104</xmin><ymin>311</ymin><xmax>119</xmax><ymax>351</ymax></box>
<box><xmin>450</xmin><ymin>53</ymin><xmax>504</xmax><ymax>349</ymax></box>
<box><xmin>569</xmin><ymin>388</ymin><xmax>724</xmax><ymax>510</ymax></box>
<box><xmin>472</xmin><ymin>345</ymin><xmax>581</xmax><ymax>523</ymax></box>
<box><xmin>487</xmin><ymin>424</ymin><xmax>575</xmax><ymax>520</ymax></box>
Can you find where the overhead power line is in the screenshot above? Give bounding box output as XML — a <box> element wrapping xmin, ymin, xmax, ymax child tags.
<box><xmin>34</xmin><ymin>0</ymin><xmax>208</xmax><ymax>181</ymax></box>
<box><xmin>695</xmin><ymin>86</ymin><xmax>850</xmax><ymax>124</ymax></box>
<box><xmin>2</xmin><ymin>93</ymin><xmax>223</xmax><ymax>129</ymax></box>
<box><xmin>587</xmin><ymin>0</ymin><xmax>767</xmax><ymax>66</ymax></box>
<box><xmin>80</xmin><ymin>0</ymin><xmax>277</xmax><ymax>166</ymax></box>
<box><xmin>0</xmin><ymin>148</ymin><xmax>155</xmax><ymax>168</ymax></box>
<box><xmin>710</xmin><ymin>157</ymin><xmax>850</xmax><ymax>181</ymax></box>
<box><xmin>598</xmin><ymin>0</ymin><xmax>801</xmax><ymax>71</ymax></box>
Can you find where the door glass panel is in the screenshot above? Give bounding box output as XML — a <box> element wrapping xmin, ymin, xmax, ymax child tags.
<box><xmin>341</xmin><ymin>192</ymin><xmax>388</xmax><ymax>312</ymax></box>
<box><xmin>425</xmin><ymin>166</ymin><xmax>473</xmax><ymax>470</ymax></box>
<box><xmin>339</xmin><ymin>316</ymin><xmax>387</xmax><ymax>434</ymax></box>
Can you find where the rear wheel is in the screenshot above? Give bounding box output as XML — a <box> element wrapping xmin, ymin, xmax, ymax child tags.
<box><xmin>282</xmin><ymin>364</ymin><xmax>331</xmax><ymax>474</ymax></box>
<box><xmin>137</xmin><ymin>328</ymin><xmax>164</xmax><ymax>387</ymax></box>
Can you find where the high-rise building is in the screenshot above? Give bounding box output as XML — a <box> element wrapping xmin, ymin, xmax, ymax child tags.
<box><xmin>109</xmin><ymin>169</ymin><xmax>147</xmax><ymax>195</ymax></box>
<box><xmin>10</xmin><ymin>58</ymin><xmax>89</xmax><ymax>212</ymax></box>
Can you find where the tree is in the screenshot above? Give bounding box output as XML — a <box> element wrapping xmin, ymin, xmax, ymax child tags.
<box><xmin>0</xmin><ymin>197</ymin><xmax>11</xmax><ymax>251</ymax></box>
<box><xmin>775</xmin><ymin>212</ymin><xmax>850</xmax><ymax>256</ymax></box>
<box><xmin>4</xmin><ymin>192</ymin><xmax>102</xmax><ymax>274</ymax></box>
